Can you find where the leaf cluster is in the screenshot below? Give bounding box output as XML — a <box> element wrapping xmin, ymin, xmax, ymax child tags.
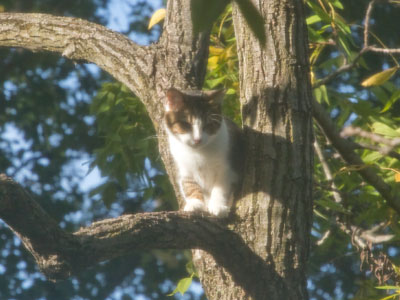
<box><xmin>89</xmin><ymin>82</ymin><xmax>174</xmax><ymax>210</ymax></box>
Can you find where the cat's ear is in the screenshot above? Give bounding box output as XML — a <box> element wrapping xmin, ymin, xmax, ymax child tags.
<box><xmin>165</xmin><ymin>88</ymin><xmax>184</xmax><ymax>112</ymax></box>
<box><xmin>204</xmin><ymin>89</ymin><xmax>225</xmax><ymax>105</ymax></box>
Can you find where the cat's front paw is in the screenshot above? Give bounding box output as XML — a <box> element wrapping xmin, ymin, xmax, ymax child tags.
<box><xmin>184</xmin><ymin>198</ymin><xmax>206</xmax><ymax>212</ymax></box>
<box><xmin>208</xmin><ymin>201</ymin><xmax>230</xmax><ymax>217</ymax></box>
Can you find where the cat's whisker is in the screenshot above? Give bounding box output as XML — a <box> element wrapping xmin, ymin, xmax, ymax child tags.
<box><xmin>210</xmin><ymin>118</ymin><xmax>221</xmax><ymax>123</ymax></box>
<box><xmin>143</xmin><ymin>134</ymin><xmax>168</xmax><ymax>141</ymax></box>
<box><xmin>209</xmin><ymin>117</ymin><xmax>222</xmax><ymax>121</ymax></box>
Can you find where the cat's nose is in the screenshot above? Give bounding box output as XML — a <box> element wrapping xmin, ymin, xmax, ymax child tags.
<box><xmin>193</xmin><ymin>138</ymin><xmax>202</xmax><ymax>145</ymax></box>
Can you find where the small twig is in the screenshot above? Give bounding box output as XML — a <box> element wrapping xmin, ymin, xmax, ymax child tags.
<box><xmin>368</xmin><ymin>46</ymin><xmax>400</xmax><ymax>55</ymax></box>
<box><xmin>314</xmin><ymin>140</ymin><xmax>394</xmax><ymax>249</ymax></box>
<box><xmin>313</xmin><ymin>47</ymin><xmax>369</xmax><ymax>88</ymax></box>
<box><xmin>354</xmin><ymin>141</ymin><xmax>400</xmax><ymax>161</ymax></box>
<box><xmin>313</xmin><ymin>0</ymin><xmax>400</xmax><ymax>88</ymax></box>
<box><xmin>363</xmin><ymin>0</ymin><xmax>376</xmax><ymax>47</ymax></box>
<box><xmin>313</xmin><ymin>100</ymin><xmax>400</xmax><ymax>214</ymax></box>
<box><xmin>314</xmin><ymin>140</ymin><xmax>341</xmax><ymax>203</ymax></box>
<box><xmin>316</xmin><ymin>230</ymin><xmax>331</xmax><ymax>246</ymax></box>
<box><xmin>341</xmin><ymin>126</ymin><xmax>400</xmax><ymax>147</ymax></box>
<box><xmin>341</xmin><ymin>126</ymin><xmax>400</xmax><ymax>158</ymax></box>
<box><xmin>314</xmin><ymin>181</ymin><xmax>352</xmax><ymax>196</ymax></box>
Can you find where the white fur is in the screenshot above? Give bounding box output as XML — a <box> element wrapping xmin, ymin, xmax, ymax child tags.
<box><xmin>166</xmin><ymin>119</ymin><xmax>237</xmax><ymax>217</ymax></box>
<box><xmin>183</xmin><ymin>198</ymin><xmax>206</xmax><ymax>212</ymax></box>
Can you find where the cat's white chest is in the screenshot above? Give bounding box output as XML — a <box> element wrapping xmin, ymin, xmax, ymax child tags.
<box><xmin>168</xmin><ymin>120</ymin><xmax>231</xmax><ymax>192</ymax></box>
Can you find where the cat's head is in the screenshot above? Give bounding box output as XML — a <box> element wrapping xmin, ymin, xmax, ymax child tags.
<box><xmin>163</xmin><ymin>88</ymin><xmax>225</xmax><ymax>148</ymax></box>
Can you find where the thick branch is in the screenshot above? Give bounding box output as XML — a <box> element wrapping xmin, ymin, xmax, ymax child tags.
<box><xmin>0</xmin><ymin>9</ymin><xmax>211</xmax><ymax>210</ymax></box>
<box><xmin>0</xmin><ymin>174</ymin><xmax>217</xmax><ymax>278</ymax></box>
<box><xmin>0</xmin><ymin>174</ymin><xmax>275</xmax><ymax>297</ymax></box>
<box><xmin>0</xmin><ymin>13</ymin><xmax>154</xmax><ymax>105</ymax></box>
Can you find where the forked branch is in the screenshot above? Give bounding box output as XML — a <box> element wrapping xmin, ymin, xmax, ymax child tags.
<box><xmin>314</xmin><ymin>0</ymin><xmax>400</xmax><ymax>88</ymax></box>
<box><xmin>0</xmin><ymin>174</ymin><xmax>229</xmax><ymax>280</ymax></box>
<box><xmin>0</xmin><ymin>173</ymin><xmax>275</xmax><ymax>297</ymax></box>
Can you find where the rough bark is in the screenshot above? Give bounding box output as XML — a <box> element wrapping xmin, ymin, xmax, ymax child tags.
<box><xmin>0</xmin><ymin>0</ymin><xmax>313</xmax><ymax>299</ymax></box>
<box><xmin>192</xmin><ymin>1</ymin><xmax>313</xmax><ymax>299</ymax></box>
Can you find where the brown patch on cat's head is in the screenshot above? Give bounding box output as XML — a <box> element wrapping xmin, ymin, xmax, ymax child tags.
<box><xmin>165</xmin><ymin>88</ymin><xmax>184</xmax><ymax>112</ymax></box>
<box><xmin>163</xmin><ymin>88</ymin><xmax>225</xmax><ymax>136</ymax></box>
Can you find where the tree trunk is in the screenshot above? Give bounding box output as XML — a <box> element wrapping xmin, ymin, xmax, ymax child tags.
<box><xmin>0</xmin><ymin>0</ymin><xmax>313</xmax><ymax>299</ymax></box>
<box><xmin>193</xmin><ymin>1</ymin><xmax>313</xmax><ymax>299</ymax></box>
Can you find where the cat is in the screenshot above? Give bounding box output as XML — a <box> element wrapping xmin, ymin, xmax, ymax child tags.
<box><xmin>163</xmin><ymin>87</ymin><xmax>244</xmax><ymax>217</ymax></box>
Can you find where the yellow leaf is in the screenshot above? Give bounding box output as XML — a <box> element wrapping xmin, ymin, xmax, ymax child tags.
<box><xmin>207</xmin><ymin>56</ymin><xmax>219</xmax><ymax>70</ymax></box>
<box><xmin>148</xmin><ymin>8</ymin><xmax>166</xmax><ymax>30</ymax></box>
<box><xmin>361</xmin><ymin>67</ymin><xmax>398</xmax><ymax>87</ymax></box>
<box><xmin>310</xmin><ymin>44</ymin><xmax>325</xmax><ymax>66</ymax></box>
<box><xmin>310</xmin><ymin>71</ymin><xmax>315</xmax><ymax>85</ymax></box>
<box><xmin>0</xmin><ymin>5</ymin><xmax>4</xmax><ymax>12</ymax></box>
<box><xmin>395</xmin><ymin>173</ymin><xmax>400</xmax><ymax>182</ymax></box>
<box><xmin>209</xmin><ymin>46</ymin><xmax>224</xmax><ymax>56</ymax></box>
<box><xmin>225</xmin><ymin>45</ymin><xmax>236</xmax><ymax>58</ymax></box>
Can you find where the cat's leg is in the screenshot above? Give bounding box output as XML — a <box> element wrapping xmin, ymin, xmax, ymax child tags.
<box><xmin>208</xmin><ymin>169</ymin><xmax>235</xmax><ymax>217</ymax></box>
<box><xmin>208</xmin><ymin>185</ymin><xmax>232</xmax><ymax>217</ymax></box>
<box><xmin>207</xmin><ymin>165</ymin><xmax>238</xmax><ymax>217</ymax></box>
<box><xmin>180</xmin><ymin>177</ymin><xmax>206</xmax><ymax>212</ymax></box>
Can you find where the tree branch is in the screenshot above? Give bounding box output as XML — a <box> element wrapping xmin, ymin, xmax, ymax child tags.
<box><xmin>363</xmin><ymin>0</ymin><xmax>376</xmax><ymax>48</ymax></box>
<box><xmin>0</xmin><ymin>9</ymin><xmax>211</xmax><ymax>211</ymax></box>
<box><xmin>0</xmin><ymin>13</ymin><xmax>154</xmax><ymax>105</ymax></box>
<box><xmin>313</xmin><ymin>48</ymin><xmax>369</xmax><ymax>88</ymax></box>
<box><xmin>314</xmin><ymin>140</ymin><xmax>394</xmax><ymax>249</ymax></box>
<box><xmin>341</xmin><ymin>126</ymin><xmax>400</xmax><ymax>159</ymax></box>
<box><xmin>0</xmin><ymin>173</ymin><xmax>275</xmax><ymax>298</ymax></box>
<box><xmin>312</xmin><ymin>101</ymin><xmax>400</xmax><ymax>214</ymax></box>
<box><xmin>0</xmin><ymin>174</ymin><xmax>221</xmax><ymax>279</ymax></box>
<box><xmin>314</xmin><ymin>0</ymin><xmax>400</xmax><ymax>88</ymax></box>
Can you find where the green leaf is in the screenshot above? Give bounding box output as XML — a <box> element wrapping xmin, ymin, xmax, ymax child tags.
<box><xmin>330</xmin><ymin>0</ymin><xmax>344</xmax><ymax>9</ymax></box>
<box><xmin>393</xmin><ymin>264</ymin><xmax>400</xmax><ymax>276</ymax></box>
<box><xmin>226</xmin><ymin>88</ymin><xmax>236</xmax><ymax>95</ymax></box>
<box><xmin>315</xmin><ymin>199</ymin><xmax>350</xmax><ymax>214</ymax></box>
<box><xmin>362</xmin><ymin>151</ymin><xmax>382</xmax><ymax>164</ymax></box>
<box><xmin>313</xmin><ymin>209</ymin><xmax>329</xmax><ymax>221</ymax></box>
<box><xmin>185</xmin><ymin>261</ymin><xmax>198</xmax><ymax>277</ymax></box>
<box><xmin>313</xmin><ymin>85</ymin><xmax>329</xmax><ymax>104</ymax></box>
<box><xmin>98</xmin><ymin>101</ymin><xmax>111</xmax><ymax>113</ymax></box>
<box><xmin>372</xmin><ymin>122</ymin><xmax>400</xmax><ymax>138</ymax></box>
<box><xmin>310</xmin><ymin>44</ymin><xmax>325</xmax><ymax>65</ymax></box>
<box><xmin>167</xmin><ymin>276</ymin><xmax>193</xmax><ymax>296</ymax></box>
<box><xmin>381</xmin><ymin>90</ymin><xmax>400</xmax><ymax>113</ymax></box>
<box><xmin>307</xmin><ymin>1</ymin><xmax>332</xmax><ymax>23</ymax></box>
<box><xmin>206</xmin><ymin>76</ymin><xmax>226</xmax><ymax>88</ymax></box>
<box><xmin>335</xmin><ymin>17</ymin><xmax>351</xmax><ymax>34</ymax></box>
<box><xmin>337</xmin><ymin>32</ymin><xmax>352</xmax><ymax>57</ymax></box>
<box><xmin>376</xmin><ymin>285</ymin><xmax>400</xmax><ymax>290</ymax></box>
<box><xmin>307</xmin><ymin>14</ymin><xmax>322</xmax><ymax>25</ymax></box>
<box><xmin>377</xmin><ymin>295</ymin><xmax>399</xmax><ymax>300</ymax></box>
<box><xmin>308</xmin><ymin>27</ymin><xmax>327</xmax><ymax>43</ymax></box>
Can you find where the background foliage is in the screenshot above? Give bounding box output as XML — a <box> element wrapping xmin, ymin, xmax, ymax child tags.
<box><xmin>1</xmin><ymin>0</ymin><xmax>400</xmax><ymax>299</ymax></box>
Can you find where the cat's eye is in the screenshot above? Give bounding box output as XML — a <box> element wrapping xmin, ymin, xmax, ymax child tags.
<box><xmin>178</xmin><ymin>121</ymin><xmax>192</xmax><ymax>130</ymax></box>
<box><xmin>203</xmin><ymin>121</ymin><xmax>219</xmax><ymax>132</ymax></box>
